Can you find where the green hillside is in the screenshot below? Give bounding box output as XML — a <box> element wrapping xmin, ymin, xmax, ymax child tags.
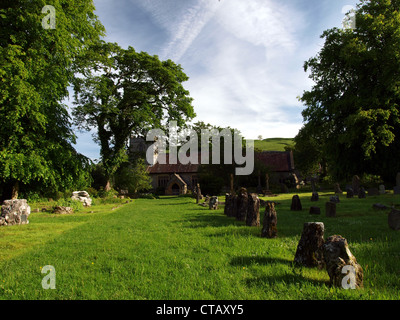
<box><xmin>254</xmin><ymin>138</ymin><xmax>294</xmax><ymax>151</ymax></box>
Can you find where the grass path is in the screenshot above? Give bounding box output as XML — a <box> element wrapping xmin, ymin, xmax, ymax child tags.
<box><xmin>0</xmin><ymin>194</ymin><xmax>399</xmax><ymax>299</ymax></box>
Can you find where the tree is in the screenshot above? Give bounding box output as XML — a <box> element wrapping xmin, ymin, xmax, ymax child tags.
<box><xmin>0</xmin><ymin>0</ymin><xmax>105</xmax><ymax>199</ymax></box>
<box><xmin>298</xmin><ymin>0</ymin><xmax>400</xmax><ymax>181</ymax></box>
<box><xmin>73</xmin><ymin>43</ymin><xmax>195</xmax><ymax>190</ymax></box>
<box><xmin>114</xmin><ymin>159</ymin><xmax>152</xmax><ymax>195</ymax></box>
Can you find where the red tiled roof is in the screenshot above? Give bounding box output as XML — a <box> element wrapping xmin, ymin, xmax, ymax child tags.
<box><xmin>147</xmin><ymin>151</ymin><xmax>294</xmax><ymax>174</ymax></box>
<box><xmin>147</xmin><ymin>153</ymin><xmax>200</xmax><ymax>174</ymax></box>
<box><xmin>255</xmin><ymin>151</ymin><xmax>294</xmax><ymax>172</ymax></box>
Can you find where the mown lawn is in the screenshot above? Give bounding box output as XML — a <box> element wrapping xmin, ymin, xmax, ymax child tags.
<box><xmin>254</xmin><ymin>138</ymin><xmax>294</xmax><ymax>151</ymax></box>
<box><xmin>0</xmin><ymin>192</ymin><xmax>399</xmax><ymax>300</ymax></box>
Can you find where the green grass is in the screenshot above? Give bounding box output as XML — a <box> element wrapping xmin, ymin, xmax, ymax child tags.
<box><xmin>254</xmin><ymin>138</ymin><xmax>294</xmax><ymax>151</ymax></box>
<box><xmin>0</xmin><ymin>192</ymin><xmax>399</xmax><ymax>300</ymax></box>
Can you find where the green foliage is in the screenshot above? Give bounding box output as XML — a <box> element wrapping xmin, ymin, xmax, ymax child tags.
<box><xmin>114</xmin><ymin>158</ymin><xmax>152</xmax><ymax>195</ymax></box>
<box><xmin>53</xmin><ymin>197</ymin><xmax>84</xmax><ymax>212</ymax></box>
<box><xmin>0</xmin><ymin>0</ymin><xmax>105</xmax><ymax>196</ymax></box>
<box><xmin>298</xmin><ymin>0</ymin><xmax>400</xmax><ymax>181</ymax></box>
<box><xmin>73</xmin><ymin>42</ymin><xmax>196</xmax><ymax>189</ymax></box>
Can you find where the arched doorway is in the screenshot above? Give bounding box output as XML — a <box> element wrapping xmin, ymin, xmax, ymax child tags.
<box><xmin>171</xmin><ymin>183</ymin><xmax>180</xmax><ymax>195</ymax></box>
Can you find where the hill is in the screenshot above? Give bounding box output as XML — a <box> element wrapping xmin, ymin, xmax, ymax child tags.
<box><xmin>254</xmin><ymin>138</ymin><xmax>294</xmax><ymax>151</ymax></box>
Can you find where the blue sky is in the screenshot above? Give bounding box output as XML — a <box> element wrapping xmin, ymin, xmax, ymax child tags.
<box><xmin>70</xmin><ymin>0</ymin><xmax>359</xmax><ymax>160</ymax></box>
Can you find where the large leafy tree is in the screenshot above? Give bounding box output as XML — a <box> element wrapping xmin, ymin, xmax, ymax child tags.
<box><xmin>0</xmin><ymin>0</ymin><xmax>105</xmax><ymax>198</ymax></box>
<box><xmin>298</xmin><ymin>0</ymin><xmax>400</xmax><ymax>182</ymax></box>
<box><xmin>73</xmin><ymin>43</ymin><xmax>195</xmax><ymax>190</ymax></box>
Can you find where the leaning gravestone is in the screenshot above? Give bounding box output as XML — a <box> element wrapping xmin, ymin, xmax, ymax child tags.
<box><xmin>246</xmin><ymin>193</ymin><xmax>260</xmax><ymax>227</ymax></box>
<box><xmin>290</xmin><ymin>195</ymin><xmax>302</xmax><ymax>211</ymax></box>
<box><xmin>0</xmin><ymin>199</ymin><xmax>31</xmax><ymax>226</ymax></box>
<box><xmin>261</xmin><ymin>201</ymin><xmax>277</xmax><ymax>238</ymax></box>
<box><xmin>323</xmin><ymin>235</ymin><xmax>363</xmax><ymax>289</ymax></box>
<box><xmin>388</xmin><ymin>208</ymin><xmax>400</xmax><ymax>231</ymax></box>
<box><xmin>236</xmin><ymin>188</ymin><xmax>248</xmax><ymax>221</ymax></box>
<box><xmin>294</xmin><ymin>222</ymin><xmax>325</xmax><ymax>268</ymax></box>
<box><xmin>71</xmin><ymin>191</ymin><xmax>92</xmax><ymax>207</ymax></box>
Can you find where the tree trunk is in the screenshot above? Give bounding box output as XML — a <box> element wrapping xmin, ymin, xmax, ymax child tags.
<box><xmin>104</xmin><ymin>179</ymin><xmax>112</xmax><ymax>192</ymax></box>
<box><xmin>11</xmin><ymin>181</ymin><xmax>19</xmax><ymax>200</ymax></box>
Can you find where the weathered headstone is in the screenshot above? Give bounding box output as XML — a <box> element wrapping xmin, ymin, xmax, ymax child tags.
<box><xmin>323</xmin><ymin>235</ymin><xmax>363</xmax><ymax>289</ymax></box>
<box><xmin>209</xmin><ymin>196</ymin><xmax>218</xmax><ymax>210</ymax></box>
<box><xmin>334</xmin><ymin>183</ymin><xmax>343</xmax><ymax>194</ymax></box>
<box><xmin>195</xmin><ymin>183</ymin><xmax>202</xmax><ymax>204</ymax></box>
<box><xmin>290</xmin><ymin>195</ymin><xmax>302</xmax><ymax>211</ymax></box>
<box><xmin>246</xmin><ymin>193</ymin><xmax>260</xmax><ymax>227</ymax></box>
<box><xmin>71</xmin><ymin>191</ymin><xmax>92</xmax><ymax>207</ymax></box>
<box><xmin>367</xmin><ymin>188</ymin><xmax>380</xmax><ymax>196</ymax></box>
<box><xmin>352</xmin><ymin>175</ymin><xmax>360</xmax><ymax>195</ymax></box>
<box><xmin>346</xmin><ymin>187</ymin><xmax>354</xmax><ymax>198</ymax></box>
<box><xmin>393</xmin><ymin>186</ymin><xmax>400</xmax><ymax>195</ymax></box>
<box><xmin>311</xmin><ymin>192</ymin><xmax>319</xmax><ymax>202</ymax></box>
<box><xmin>309</xmin><ymin>206</ymin><xmax>321</xmax><ymax>215</ymax></box>
<box><xmin>0</xmin><ymin>199</ymin><xmax>31</xmax><ymax>226</ymax></box>
<box><xmin>325</xmin><ymin>202</ymin><xmax>336</xmax><ymax>217</ymax></box>
<box><xmin>379</xmin><ymin>185</ymin><xmax>386</xmax><ymax>195</ymax></box>
<box><xmin>388</xmin><ymin>208</ymin><xmax>400</xmax><ymax>231</ymax></box>
<box><xmin>236</xmin><ymin>188</ymin><xmax>248</xmax><ymax>221</ymax></box>
<box><xmin>358</xmin><ymin>187</ymin><xmax>366</xmax><ymax>199</ymax></box>
<box><xmin>294</xmin><ymin>222</ymin><xmax>325</xmax><ymax>268</ymax></box>
<box><xmin>261</xmin><ymin>201</ymin><xmax>277</xmax><ymax>238</ymax></box>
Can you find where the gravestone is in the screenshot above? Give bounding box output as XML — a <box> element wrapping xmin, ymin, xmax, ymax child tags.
<box><xmin>290</xmin><ymin>195</ymin><xmax>302</xmax><ymax>211</ymax></box>
<box><xmin>352</xmin><ymin>175</ymin><xmax>360</xmax><ymax>195</ymax></box>
<box><xmin>236</xmin><ymin>188</ymin><xmax>248</xmax><ymax>221</ymax></box>
<box><xmin>358</xmin><ymin>187</ymin><xmax>366</xmax><ymax>199</ymax></box>
<box><xmin>195</xmin><ymin>183</ymin><xmax>202</xmax><ymax>204</ymax></box>
<box><xmin>388</xmin><ymin>208</ymin><xmax>400</xmax><ymax>231</ymax></box>
<box><xmin>329</xmin><ymin>195</ymin><xmax>340</xmax><ymax>203</ymax></box>
<box><xmin>261</xmin><ymin>201</ymin><xmax>277</xmax><ymax>238</ymax></box>
<box><xmin>246</xmin><ymin>193</ymin><xmax>260</xmax><ymax>227</ymax></box>
<box><xmin>0</xmin><ymin>199</ymin><xmax>31</xmax><ymax>226</ymax></box>
<box><xmin>346</xmin><ymin>187</ymin><xmax>354</xmax><ymax>198</ymax></box>
<box><xmin>311</xmin><ymin>192</ymin><xmax>319</xmax><ymax>202</ymax></box>
<box><xmin>323</xmin><ymin>235</ymin><xmax>363</xmax><ymax>289</ymax></box>
<box><xmin>379</xmin><ymin>185</ymin><xmax>386</xmax><ymax>195</ymax></box>
<box><xmin>71</xmin><ymin>191</ymin><xmax>92</xmax><ymax>207</ymax></box>
<box><xmin>334</xmin><ymin>183</ymin><xmax>343</xmax><ymax>194</ymax></box>
<box><xmin>367</xmin><ymin>188</ymin><xmax>380</xmax><ymax>196</ymax></box>
<box><xmin>294</xmin><ymin>222</ymin><xmax>325</xmax><ymax>268</ymax></box>
<box><xmin>209</xmin><ymin>196</ymin><xmax>218</xmax><ymax>210</ymax></box>
<box><xmin>325</xmin><ymin>202</ymin><xmax>336</xmax><ymax>217</ymax></box>
<box><xmin>309</xmin><ymin>206</ymin><xmax>321</xmax><ymax>215</ymax></box>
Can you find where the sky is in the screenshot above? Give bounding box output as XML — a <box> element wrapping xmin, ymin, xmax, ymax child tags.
<box><xmin>69</xmin><ymin>0</ymin><xmax>359</xmax><ymax>160</ymax></box>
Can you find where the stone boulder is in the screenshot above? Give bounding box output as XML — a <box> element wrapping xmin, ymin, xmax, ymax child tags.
<box><xmin>209</xmin><ymin>196</ymin><xmax>218</xmax><ymax>210</ymax></box>
<box><xmin>294</xmin><ymin>222</ymin><xmax>325</xmax><ymax>268</ymax></box>
<box><xmin>71</xmin><ymin>191</ymin><xmax>92</xmax><ymax>207</ymax></box>
<box><xmin>0</xmin><ymin>199</ymin><xmax>31</xmax><ymax>226</ymax></box>
<box><xmin>53</xmin><ymin>206</ymin><xmax>74</xmax><ymax>214</ymax></box>
<box><xmin>323</xmin><ymin>235</ymin><xmax>363</xmax><ymax>289</ymax></box>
